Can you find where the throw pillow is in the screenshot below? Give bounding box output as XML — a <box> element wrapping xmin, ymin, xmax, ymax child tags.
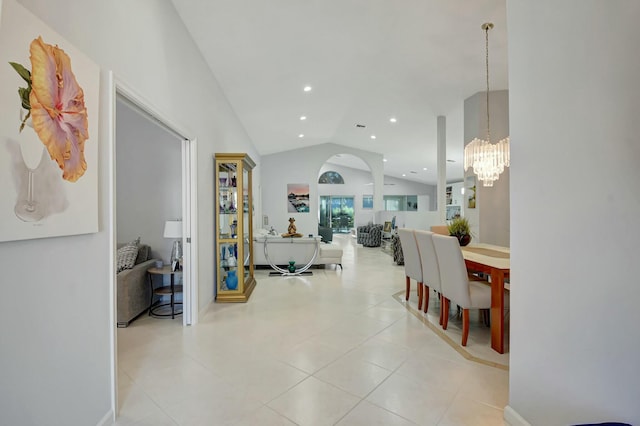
<box><xmin>117</xmin><ymin>241</ymin><xmax>139</xmax><ymax>273</ymax></box>
<box><xmin>136</xmin><ymin>244</ymin><xmax>150</xmax><ymax>264</ymax></box>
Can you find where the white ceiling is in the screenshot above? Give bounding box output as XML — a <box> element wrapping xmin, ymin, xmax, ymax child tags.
<box><xmin>170</xmin><ymin>0</ymin><xmax>508</xmax><ymax>185</ymax></box>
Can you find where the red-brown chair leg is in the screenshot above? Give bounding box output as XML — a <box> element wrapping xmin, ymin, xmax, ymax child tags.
<box><xmin>442</xmin><ymin>298</ymin><xmax>450</xmax><ymax>329</ymax></box>
<box><xmin>423</xmin><ymin>285</ymin><xmax>430</xmax><ymax>314</ymax></box>
<box><xmin>461</xmin><ymin>309</ymin><xmax>470</xmax><ymax>346</ymax></box>
<box><xmin>405</xmin><ymin>276</ymin><xmax>410</xmax><ymax>301</ymax></box>
<box><xmin>417</xmin><ymin>283</ymin><xmax>423</xmax><ymax>310</ymax></box>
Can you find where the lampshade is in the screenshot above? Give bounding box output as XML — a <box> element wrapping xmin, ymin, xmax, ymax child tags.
<box><xmin>163</xmin><ymin>220</ymin><xmax>182</xmax><ymax>239</ymax></box>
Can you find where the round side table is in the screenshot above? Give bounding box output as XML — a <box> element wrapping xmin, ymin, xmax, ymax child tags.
<box><xmin>147</xmin><ymin>266</ymin><xmax>183</xmax><ymax>319</ymax></box>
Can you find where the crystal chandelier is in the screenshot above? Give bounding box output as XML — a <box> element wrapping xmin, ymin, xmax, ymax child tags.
<box><xmin>464</xmin><ymin>23</ymin><xmax>510</xmax><ymax>187</ymax></box>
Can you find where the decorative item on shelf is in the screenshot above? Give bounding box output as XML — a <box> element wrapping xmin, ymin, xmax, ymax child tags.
<box><xmin>463</xmin><ymin>22</ymin><xmax>510</xmax><ymax>187</ymax></box>
<box><xmin>230</xmin><ymin>219</ymin><xmax>237</xmax><ymax>237</ymax></box>
<box><xmin>220</xmin><ymin>245</ymin><xmax>227</xmax><ymax>266</ymax></box>
<box><xmin>447</xmin><ymin>216</ymin><xmax>472</xmax><ymax>246</ymax></box>
<box><xmin>226</xmin><ymin>246</ymin><xmax>237</xmax><ymax>267</ymax></box>
<box><xmin>219</xmin><ymin>177</ymin><xmax>227</xmax><ymax>187</ymax></box>
<box><xmin>164</xmin><ymin>220</ymin><xmax>183</xmax><ymax>270</ymax></box>
<box><xmin>288</xmin><ymin>260</ymin><xmax>296</xmax><ymax>273</ymax></box>
<box><xmin>231</xmin><ymin>176</ymin><xmax>237</xmax><ymax>187</ymax></box>
<box><xmin>225</xmin><ymin>269</ymin><xmax>238</xmax><ymax>290</ymax></box>
<box><xmin>468</xmin><ymin>185</ymin><xmax>477</xmax><ymax>208</ymax></box>
<box><xmin>281</xmin><ymin>217</ymin><xmax>303</xmax><ymax>237</ymax></box>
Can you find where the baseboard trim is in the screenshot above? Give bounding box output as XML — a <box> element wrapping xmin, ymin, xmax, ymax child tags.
<box><xmin>96</xmin><ymin>410</ymin><xmax>114</xmax><ymax>426</ymax></box>
<box><xmin>504</xmin><ymin>405</ymin><xmax>531</xmax><ymax>426</ymax></box>
<box><xmin>199</xmin><ymin>296</ymin><xmax>213</xmax><ymax>320</ymax></box>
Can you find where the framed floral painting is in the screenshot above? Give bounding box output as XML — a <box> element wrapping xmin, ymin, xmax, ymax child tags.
<box><xmin>0</xmin><ymin>0</ymin><xmax>99</xmax><ymax>242</ymax></box>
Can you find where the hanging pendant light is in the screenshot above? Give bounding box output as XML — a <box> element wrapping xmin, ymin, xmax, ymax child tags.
<box><xmin>464</xmin><ymin>22</ymin><xmax>509</xmax><ymax>187</ymax></box>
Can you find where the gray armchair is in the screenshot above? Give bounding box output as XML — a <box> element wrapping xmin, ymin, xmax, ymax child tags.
<box><xmin>357</xmin><ymin>224</ymin><xmax>383</xmax><ymax>247</ymax></box>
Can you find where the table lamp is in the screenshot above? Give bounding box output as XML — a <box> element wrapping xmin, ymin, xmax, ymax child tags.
<box><xmin>163</xmin><ymin>220</ymin><xmax>183</xmax><ymax>270</ymax></box>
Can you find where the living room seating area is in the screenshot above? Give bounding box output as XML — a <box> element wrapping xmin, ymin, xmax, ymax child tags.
<box><xmin>116</xmin><ymin>239</ymin><xmax>159</xmax><ymax>327</ymax></box>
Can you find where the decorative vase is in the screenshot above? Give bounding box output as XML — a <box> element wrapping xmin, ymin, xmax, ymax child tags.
<box><xmin>458</xmin><ymin>234</ymin><xmax>472</xmax><ymax>246</ymax></box>
<box><xmin>288</xmin><ymin>261</ymin><xmax>296</xmax><ymax>273</ymax></box>
<box><xmin>15</xmin><ymin>109</ymin><xmax>45</xmax><ymax>222</ymax></box>
<box><xmin>226</xmin><ymin>270</ymin><xmax>238</xmax><ymax>290</ymax></box>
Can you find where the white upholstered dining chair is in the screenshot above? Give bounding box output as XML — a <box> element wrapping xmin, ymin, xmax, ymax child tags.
<box><xmin>397</xmin><ymin>228</ymin><xmax>424</xmax><ymax>309</ymax></box>
<box><xmin>414</xmin><ymin>230</ymin><xmax>442</xmax><ymax>320</ymax></box>
<box><xmin>432</xmin><ymin>233</ymin><xmax>491</xmax><ymax>346</ymax></box>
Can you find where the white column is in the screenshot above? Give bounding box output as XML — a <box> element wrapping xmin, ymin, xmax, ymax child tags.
<box><xmin>437</xmin><ymin>116</ymin><xmax>446</xmax><ymax>224</ymax></box>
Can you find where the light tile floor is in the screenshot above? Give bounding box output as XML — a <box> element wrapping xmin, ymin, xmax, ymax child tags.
<box><xmin>116</xmin><ymin>234</ymin><xmax>509</xmax><ymax>425</ymax></box>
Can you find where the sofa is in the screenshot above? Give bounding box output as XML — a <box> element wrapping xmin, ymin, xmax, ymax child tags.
<box><xmin>117</xmin><ymin>242</ymin><xmax>158</xmax><ymax>327</ymax></box>
<box><xmin>357</xmin><ymin>224</ymin><xmax>383</xmax><ymax>247</ymax></box>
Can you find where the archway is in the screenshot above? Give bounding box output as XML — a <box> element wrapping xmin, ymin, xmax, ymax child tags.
<box><xmin>317</xmin><ymin>153</ymin><xmax>374</xmax><ymax>234</ymax></box>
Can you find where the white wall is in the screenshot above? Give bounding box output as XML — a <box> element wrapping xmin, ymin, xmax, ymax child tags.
<box><xmin>261</xmin><ymin>143</ymin><xmax>384</xmax><ymax>236</ymax></box>
<box><xmin>464</xmin><ymin>90</ymin><xmax>510</xmax><ymax>246</ymax></box>
<box><xmin>507</xmin><ymin>1</ymin><xmax>640</xmax><ymax>425</ymax></box>
<box><xmin>116</xmin><ymin>100</ymin><xmax>182</xmax><ymax>263</ymax></box>
<box><xmin>0</xmin><ymin>0</ymin><xmax>259</xmax><ymax>424</ymax></box>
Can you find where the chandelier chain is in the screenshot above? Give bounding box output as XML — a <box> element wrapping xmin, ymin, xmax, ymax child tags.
<box><xmin>485</xmin><ymin>23</ymin><xmax>491</xmax><ymax>143</ymax></box>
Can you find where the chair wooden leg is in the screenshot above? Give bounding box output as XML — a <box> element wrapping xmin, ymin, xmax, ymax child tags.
<box><xmin>462</xmin><ymin>309</ymin><xmax>470</xmax><ymax>346</ymax></box>
<box><xmin>405</xmin><ymin>276</ymin><xmax>410</xmax><ymax>301</ymax></box>
<box><xmin>439</xmin><ymin>293</ymin><xmax>444</xmax><ymax>325</ymax></box>
<box><xmin>442</xmin><ymin>298</ymin><xmax>450</xmax><ymax>329</ymax></box>
<box><xmin>417</xmin><ymin>283</ymin><xmax>423</xmax><ymax>310</ymax></box>
<box><xmin>423</xmin><ymin>285</ymin><xmax>430</xmax><ymax>314</ymax></box>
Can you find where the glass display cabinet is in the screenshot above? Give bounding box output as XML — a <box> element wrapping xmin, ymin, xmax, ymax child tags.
<box><xmin>215</xmin><ymin>153</ymin><xmax>256</xmax><ymax>302</ymax></box>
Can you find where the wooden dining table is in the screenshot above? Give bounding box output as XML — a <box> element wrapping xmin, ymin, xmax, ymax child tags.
<box><xmin>461</xmin><ymin>243</ymin><xmax>510</xmax><ymax>354</ymax></box>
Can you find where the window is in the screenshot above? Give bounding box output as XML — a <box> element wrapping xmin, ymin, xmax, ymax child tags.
<box><xmin>383</xmin><ymin>195</ymin><xmax>418</xmax><ymax>211</ymax></box>
<box><xmin>362</xmin><ymin>194</ymin><xmax>373</xmax><ymax>209</ymax></box>
<box><xmin>406</xmin><ymin>195</ymin><xmax>418</xmax><ymax>211</ymax></box>
<box><xmin>318</xmin><ymin>171</ymin><xmax>344</xmax><ymax>184</ymax></box>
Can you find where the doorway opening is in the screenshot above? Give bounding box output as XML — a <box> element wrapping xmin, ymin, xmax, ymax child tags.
<box><xmin>111</xmin><ymin>80</ymin><xmax>198</xmax><ymax>419</ymax></box>
<box><xmin>319</xmin><ymin>196</ymin><xmax>354</xmax><ymax>233</ymax></box>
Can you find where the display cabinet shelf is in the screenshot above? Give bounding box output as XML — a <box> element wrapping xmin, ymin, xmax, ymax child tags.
<box><xmin>215</xmin><ymin>153</ymin><xmax>256</xmax><ymax>302</ymax></box>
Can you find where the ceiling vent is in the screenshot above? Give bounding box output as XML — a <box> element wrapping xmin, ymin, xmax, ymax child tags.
<box><xmin>355</xmin><ymin>124</ymin><xmax>366</xmax><ymax>128</ymax></box>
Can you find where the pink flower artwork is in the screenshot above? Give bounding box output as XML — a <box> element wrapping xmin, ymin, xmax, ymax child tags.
<box><xmin>28</xmin><ymin>36</ymin><xmax>89</xmax><ymax>182</ymax></box>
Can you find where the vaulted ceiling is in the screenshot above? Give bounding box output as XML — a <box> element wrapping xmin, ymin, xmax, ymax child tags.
<box><xmin>170</xmin><ymin>0</ymin><xmax>508</xmax><ymax>185</ymax></box>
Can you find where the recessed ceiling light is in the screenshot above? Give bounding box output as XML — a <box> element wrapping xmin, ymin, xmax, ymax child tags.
<box><xmin>383</xmin><ymin>158</ymin><xmax>388</xmax><ymax>162</ymax></box>
<box><xmin>371</xmin><ymin>135</ymin><xmax>376</xmax><ymax>139</ymax></box>
<box><xmin>355</xmin><ymin>123</ymin><xmax>366</xmax><ymax>128</ymax></box>
<box><xmin>423</xmin><ymin>167</ymin><xmax>427</xmax><ymax>171</ymax></box>
<box><xmin>390</xmin><ymin>117</ymin><xmax>397</xmax><ymax>123</ymax></box>
<box><xmin>303</xmin><ymin>86</ymin><xmax>312</xmax><ymax>92</ymax></box>
<box><xmin>300</xmin><ymin>116</ymin><xmax>307</xmax><ymax>120</ymax></box>
<box><xmin>410</xmin><ymin>171</ymin><xmax>417</xmax><ymax>174</ymax></box>
<box><xmin>402</xmin><ymin>174</ymin><xmax>406</xmax><ymax>177</ymax></box>
<box><xmin>298</xmin><ymin>134</ymin><xmax>304</xmax><ymax>138</ymax></box>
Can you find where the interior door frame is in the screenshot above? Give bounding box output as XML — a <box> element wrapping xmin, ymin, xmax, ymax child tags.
<box><xmin>109</xmin><ymin>74</ymin><xmax>198</xmax><ymax>418</ymax></box>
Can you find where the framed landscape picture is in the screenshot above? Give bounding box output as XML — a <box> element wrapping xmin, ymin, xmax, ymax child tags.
<box><xmin>287</xmin><ymin>183</ymin><xmax>309</xmax><ymax>213</ymax></box>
